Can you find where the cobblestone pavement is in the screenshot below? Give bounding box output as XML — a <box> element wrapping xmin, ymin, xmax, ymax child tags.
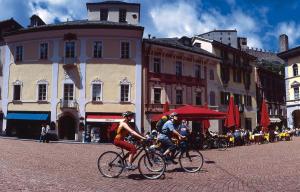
<box><xmin>0</xmin><ymin>137</ymin><xmax>299</xmax><ymax>192</ymax></box>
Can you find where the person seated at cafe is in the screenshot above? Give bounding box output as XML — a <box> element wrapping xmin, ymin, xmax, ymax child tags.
<box><xmin>268</xmin><ymin>127</ymin><xmax>275</xmax><ymax>142</ymax></box>
<box><xmin>233</xmin><ymin>129</ymin><xmax>242</xmax><ymax>146</ymax></box>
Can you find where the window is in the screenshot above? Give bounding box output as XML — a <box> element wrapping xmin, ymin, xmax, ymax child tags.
<box><xmin>65</xmin><ymin>42</ymin><xmax>75</xmax><ymax>58</ymax></box>
<box><xmin>220</xmin><ymin>91</ymin><xmax>230</xmax><ymax>105</ymax></box>
<box><xmin>64</xmin><ymin>84</ymin><xmax>74</xmax><ymax>100</ymax></box>
<box><xmin>13</xmin><ymin>85</ymin><xmax>21</xmax><ymax>100</ymax></box>
<box><xmin>210</xmin><ymin>91</ymin><xmax>216</xmax><ymax>106</ymax></box>
<box><xmin>38</xmin><ymin>84</ymin><xmax>47</xmax><ymax>101</ymax></box>
<box><xmin>244</xmin><ymin>95</ymin><xmax>252</xmax><ymax>107</ymax></box>
<box><xmin>154</xmin><ymin>88</ymin><xmax>161</xmax><ymax>104</ymax></box>
<box><xmin>100</xmin><ymin>9</ymin><xmax>108</xmax><ymax>21</ymax></box>
<box><xmin>119</xmin><ymin>9</ymin><xmax>127</xmax><ymax>22</ymax></box>
<box><xmin>40</xmin><ymin>43</ymin><xmax>48</xmax><ymax>59</ymax></box>
<box><xmin>233</xmin><ymin>69</ymin><xmax>237</xmax><ymax>82</ymax></box>
<box><xmin>176</xmin><ymin>89</ymin><xmax>183</xmax><ymax>104</ymax></box>
<box><xmin>92</xmin><ymin>84</ymin><xmax>102</xmax><ymax>101</ymax></box>
<box><xmin>245</xmin><ymin>118</ymin><xmax>252</xmax><ymax>131</ymax></box>
<box><xmin>121</xmin><ymin>41</ymin><xmax>130</xmax><ymax>59</ymax></box>
<box><xmin>234</xmin><ymin>94</ymin><xmax>242</xmax><ymax>105</ymax></box>
<box><xmin>121</xmin><ymin>84</ymin><xmax>130</xmax><ymax>102</ymax></box>
<box><xmin>294</xmin><ymin>87</ymin><xmax>299</xmax><ymax>100</ymax></box>
<box><xmin>194</xmin><ymin>43</ymin><xmax>201</xmax><ymax>48</ymax></box>
<box><xmin>93</xmin><ymin>41</ymin><xmax>102</xmax><ymax>58</ymax></box>
<box><xmin>209</xmin><ymin>70</ymin><xmax>214</xmax><ymax>80</ymax></box>
<box><xmin>176</xmin><ymin>61</ymin><xmax>182</xmax><ymax>76</ymax></box>
<box><xmin>16</xmin><ymin>46</ymin><xmax>23</xmax><ymax>62</ymax></box>
<box><xmin>221</xmin><ymin>67</ymin><xmax>230</xmax><ymax>82</ymax></box>
<box><xmin>195</xmin><ymin>64</ymin><xmax>201</xmax><ymax>79</ymax></box>
<box><xmin>236</xmin><ymin>69</ymin><xmax>242</xmax><ymax>82</ymax></box>
<box><xmin>195</xmin><ymin>92</ymin><xmax>202</xmax><ymax>105</ymax></box>
<box><xmin>293</xmin><ymin>64</ymin><xmax>298</xmax><ymax>76</ymax></box>
<box><xmin>153</xmin><ymin>58</ymin><xmax>161</xmax><ymax>73</ymax></box>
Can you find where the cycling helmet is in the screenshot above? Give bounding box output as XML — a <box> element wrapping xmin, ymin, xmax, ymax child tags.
<box><xmin>122</xmin><ymin>111</ymin><xmax>134</xmax><ymax>117</ymax></box>
<box><xmin>169</xmin><ymin>112</ymin><xmax>178</xmax><ymax>119</ymax></box>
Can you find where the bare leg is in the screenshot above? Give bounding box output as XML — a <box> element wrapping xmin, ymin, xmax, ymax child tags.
<box><xmin>163</xmin><ymin>149</ymin><xmax>171</xmax><ymax>156</ymax></box>
<box><xmin>128</xmin><ymin>154</ymin><xmax>133</xmax><ymax>164</ymax></box>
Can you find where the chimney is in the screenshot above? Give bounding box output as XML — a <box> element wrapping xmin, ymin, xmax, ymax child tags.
<box><xmin>279</xmin><ymin>34</ymin><xmax>288</xmax><ymax>52</ymax></box>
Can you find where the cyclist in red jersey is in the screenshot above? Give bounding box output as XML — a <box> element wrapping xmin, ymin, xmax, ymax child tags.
<box><xmin>114</xmin><ymin>111</ymin><xmax>146</xmax><ymax>170</ymax></box>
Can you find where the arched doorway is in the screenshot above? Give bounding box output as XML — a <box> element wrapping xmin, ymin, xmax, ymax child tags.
<box><xmin>292</xmin><ymin>110</ymin><xmax>300</xmax><ymax>128</ymax></box>
<box><xmin>58</xmin><ymin>114</ymin><xmax>76</xmax><ymax>140</ymax></box>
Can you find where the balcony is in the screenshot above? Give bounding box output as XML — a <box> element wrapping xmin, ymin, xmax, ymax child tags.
<box><xmin>148</xmin><ymin>72</ymin><xmax>205</xmax><ymax>86</ymax></box>
<box><xmin>60</xmin><ymin>99</ymin><xmax>78</xmax><ymax>109</ymax></box>
<box><xmin>63</xmin><ymin>57</ymin><xmax>77</xmax><ymax>68</ymax></box>
<box><xmin>145</xmin><ymin>103</ymin><xmax>185</xmax><ymax>113</ymax></box>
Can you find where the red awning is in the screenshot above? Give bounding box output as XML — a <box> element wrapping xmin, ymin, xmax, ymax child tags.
<box><xmin>151</xmin><ymin>105</ymin><xmax>226</xmax><ymax>121</ymax></box>
<box><xmin>87</xmin><ymin>115</ymin><xmax>133</xmax><ymax>123</ymax></box>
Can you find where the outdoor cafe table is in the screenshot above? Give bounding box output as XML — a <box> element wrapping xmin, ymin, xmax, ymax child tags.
<box><xmin>253</xmin><ymin>134</ymin><xmax>264</xmax><ymax>144</ymax></box>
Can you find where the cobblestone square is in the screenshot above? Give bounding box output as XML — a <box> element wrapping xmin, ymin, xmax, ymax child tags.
<box><xmin>0</xmin><ymin>137</ymin><xmax>299</xmax><ymax>192</ymax></box>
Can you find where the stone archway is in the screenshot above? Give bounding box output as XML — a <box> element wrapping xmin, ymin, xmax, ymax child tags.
<box><xmin>58</xmin><ymin>113</ymin><xmax>76</xmax><ymax>140</ymax></box>
<box><xmin>292</xmin><ymin>110</ymin><xmax>300</xmax><ymax>128</ymax></box>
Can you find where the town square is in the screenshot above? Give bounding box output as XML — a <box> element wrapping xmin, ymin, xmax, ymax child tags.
<box><xmin>0</xmin><ymin>0</ymin><xmax>300</xmax><ymax>191</ymax></box>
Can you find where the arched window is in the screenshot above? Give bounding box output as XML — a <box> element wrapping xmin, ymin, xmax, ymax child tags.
<box><xmin>293</xmin><ymin>64</ymin><xmax>298</xmax><ymax>76</ymax></box>
<box><xmin>120</xmin><ymin>77</ymin><xmax>131</xmax><ymax>102</ymax></box>
<box><xmin>210</xmin><ymin>91</ymin><xmax>216</xmax><ymax>106</ymax></box>
<box><xmin>12</xmin><ymin>80</ymin><xmax>23</xmax><ymax>101</ymax></box>
<box><xmin>91</xmin><ymin>78</ymin><xmax>103</xmax><ymax>102</ymax></box>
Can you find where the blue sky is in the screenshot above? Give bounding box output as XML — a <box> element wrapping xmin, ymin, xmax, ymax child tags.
<box><xmin>0</xmin><ymin>0</ymin><xmax>299</xmax><ymax>52</ymax></box>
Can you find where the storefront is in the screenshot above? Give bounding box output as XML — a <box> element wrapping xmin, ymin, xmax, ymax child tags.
<box><xmin>86</xmin><ymin>113</ymin><xmax>133</xmax><ymax>143</ymax></box>
<box><xmin>5</xmin><ymin>111</ymin><xmax>50</xmax><ymax>139</ymax></box>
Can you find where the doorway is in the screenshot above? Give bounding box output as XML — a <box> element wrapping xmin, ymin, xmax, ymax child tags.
<box><xmin>58</xmin><ymin>114</ymin><xmax>76</xmax><ymax>140</ymax></box>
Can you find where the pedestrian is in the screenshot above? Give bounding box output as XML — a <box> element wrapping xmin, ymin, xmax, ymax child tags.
<box><xmin>45</xmin><ymin>124</ymin><xmax>50</xmax><ymax>143</ymax></box>
<box><xmin>39</xmin><ymin>124</ymin><xmax>46</xmax><ymax>143</ymax></box>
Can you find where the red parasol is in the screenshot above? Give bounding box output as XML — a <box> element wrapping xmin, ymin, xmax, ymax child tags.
<box><xmin>260</xmin><ymin>98</ymin><xmax>270</xmax><ymax>132</ymax></box>
<box><xmin>234</xmin><ymin>105</ymin><xmax>240</xmax><ymax>129</ymax></box>
<box><xmin>224</xmin><ymin>96</ymin><xmax>235</xmax><ymax>128</ymax></box>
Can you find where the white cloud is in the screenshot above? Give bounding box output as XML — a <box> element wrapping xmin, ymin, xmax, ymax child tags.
<box><xmin>276</xmin><ymin>21</ymin><xmax>300</xmax><ymax>46</ymax></box>
<box><xmin>149</xmin><ymin>1</ymin><xmax>263</xmax><ymax>48</ymax></box>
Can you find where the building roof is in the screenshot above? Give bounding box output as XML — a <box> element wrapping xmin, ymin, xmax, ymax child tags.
<box><xmin>277</xmin><ymin>45</ymin><xmax>300</xmax><ymax>59</ymax></box>
<box><xmin>4</xmin><ymin>20</ymin><xmax>143</xmax><ymax>36</ymax></box>
<box><xmin>144</xmin><ymin>37</ymin><xmax>220</xmax><ymax>60</ymax></box>
<box><xmin>86</xmin><ymin>1</ymin><xmax>140</xmax><ymax>6</ymax></box>
<box><xmin>246</xmin><ymin>48</ymin><xmax>284</xmax><ymax>64</ymax></box>
<box><xmin>0</xmin><ymin>18</ymin><xmax>23</xmax><ymax>30</ymax></box>
<box><xmin>199</xmin><ymin>29</ymin><xmax>237</xmax><ymax>36</ymax></box>
<box><xmin>211</xmin><ymin>40</ymin><xmax>256</xmax><ymax>60</ymax></box>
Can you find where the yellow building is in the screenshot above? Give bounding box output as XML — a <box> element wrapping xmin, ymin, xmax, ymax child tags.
<box><xmin>278</xmin><ymin>46</ymin><xmax>300</xmax><ymax>128</ymax></box>
<box><xmin>1</xmin><ymin>1</ymin><xmax>143</xmax><ymax>141</ymax></box>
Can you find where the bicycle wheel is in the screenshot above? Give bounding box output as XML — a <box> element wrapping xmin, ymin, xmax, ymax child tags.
<box><xmin>138</xmin><ymin>151</ymin><xmax>165</xmax><ymax>180</ymax></box>
<box><xmin>97</xmin><ymin>151</ymin><xmax>124</xmax><ymax>178</ymax></box>
<box><xmin>217</xmin><ymin>139</ymin><xmax>228</xmax><ymax>151</ymax></box>
<box><xmin>179</xmin><ymin>150</ymin><xmax>204</xmax><ymax>173</ymax></box>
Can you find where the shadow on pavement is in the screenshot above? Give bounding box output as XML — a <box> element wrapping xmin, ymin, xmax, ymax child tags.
<box><xmin>127</xmin><ymin>173</ymin><xmax>166</xmax><ymax>180</ymax></box>
<box><xmin>205</xmin><ymin>160</ymin><xmax>216</xmax><ymax>164</ymax></box>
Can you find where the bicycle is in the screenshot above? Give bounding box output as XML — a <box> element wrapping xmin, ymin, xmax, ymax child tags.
<box><xmin>156</xmin><ymin>138</ymin><xmax>204</xmax><ymax>173</ymax></box>
<box><xmin>97</xmin><ymin>138</ymin><xmax>166</xmax><ymax>180</ymax></box>
<box><xmin>203</xmin><ymin>135</ymin><xmax>228</xmax><ymax>151</ymax></box>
